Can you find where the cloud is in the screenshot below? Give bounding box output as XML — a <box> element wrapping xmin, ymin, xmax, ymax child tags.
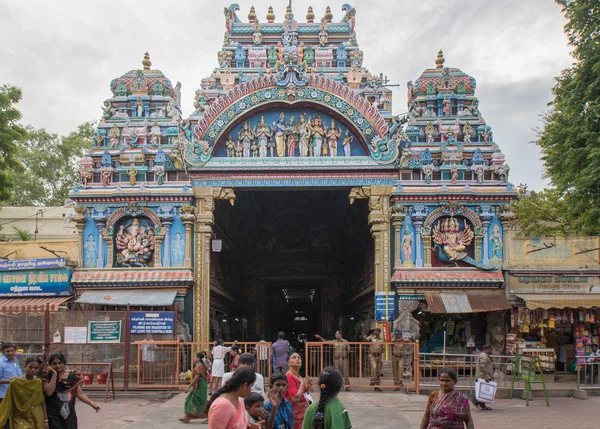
<box><xmin>0</xmin><ymin>0</ymin><xmax>572</xmax><ymax>190</ymax></box>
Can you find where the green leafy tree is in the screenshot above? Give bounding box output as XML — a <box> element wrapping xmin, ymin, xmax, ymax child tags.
<box><xmin>527</xmin><ymin>0</ymin><xmax>600</xmax><ymax>235</ymax></box>
<box><xmin>9</xmin><ymin>122</ymin><xmax>94</xmax><ymax>206</ymax></box>
<box><xmin>0</xmin><ymin>85</ymin><xmax>27</xmax><ymax>207</ymax></box>
<box><xmin>511</xmin><ymin>188</ymin><xmax>571</xmax><ymax>236</ymax></box>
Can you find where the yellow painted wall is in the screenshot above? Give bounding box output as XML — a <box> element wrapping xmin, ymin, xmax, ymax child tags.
<box><xmin>0</xmin><ymin>240</ymin><xmax>78</xmax><ymax>264</ymax></box>
<box><xmin>0</xmin><ymin>207</ymin><xmax>78</xmax><ymax>241</ymax></box>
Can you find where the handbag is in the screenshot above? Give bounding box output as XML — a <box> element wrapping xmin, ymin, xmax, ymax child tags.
<box><xmin>475</xmin><ymin>379</ymin><xmax>497</xmax><ymax>404</ymax></box>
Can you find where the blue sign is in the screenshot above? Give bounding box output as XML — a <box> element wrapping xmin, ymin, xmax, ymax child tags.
<box><xmin>0</xmin><ymin>258</ymin><xmax>66</xmax><ymax>272</ymax></box>
<box><xmin>130</xmin><ymin>311</ymin><xmax>175</xmax><ymax>335</ymax></box>
<box><xmin>0</xmin><ymin>268</ymin><xmax>72</xmax><ymax>297</ymax></box>
<box><xmin>375</xmin><ymin>292</ymin><xmax>395</xmax><ymax>321</ymax></box>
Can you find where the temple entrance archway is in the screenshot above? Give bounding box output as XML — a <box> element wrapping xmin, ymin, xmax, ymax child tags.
<box><xmin>205</xmin><ymin>189</ymin><xmax>373</xmax><ymax>343</ymax></box>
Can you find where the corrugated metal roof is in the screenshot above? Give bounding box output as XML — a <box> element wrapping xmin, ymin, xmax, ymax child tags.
<box><xmin>0</xmin><ymin>296</ymin><xmax>71</xmax><ymax>313</ymax></box>
<box><xmin>75</xmin><ymin>289</ymin><xmax>176</xmax><ymax>306</ymax></box>
<box><xmin>72</xmin><ymin>269</ymin><xmax>193</xmax><ymax>285</ymax></box>
<box><xmin>425</xmin><ymin>292</ymin><xmax>511</xmax><ymax>314</ymax></box>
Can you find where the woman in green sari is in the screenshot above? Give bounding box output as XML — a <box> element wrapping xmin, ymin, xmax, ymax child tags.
<box><xmin>179</xmin><ymin>352</ymin><xmax>209</xmax><ymax>423</ymax></box>
<box><xmin>0</xmin><ymin>356</ymin><xmax>49</xmax><ymax>429</ymax></box>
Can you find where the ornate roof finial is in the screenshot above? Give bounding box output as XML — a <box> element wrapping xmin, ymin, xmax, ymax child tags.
<box><xmin>306</xmin><ymin>6</ymin><xmax>315</xmax><ymax>23</ymax></box>
<box><xmin>285</xmin><ymin>4</ymin><xmax>293</xmax><ymax>20</ymax></box>
<box><xmin>435</xmin><ymin>50</ymin><xmax>445</xmax><ymax>69</ymax></box>
<box><xmin>266</xmin><ymin>5</ymin><xmax>275</xmax><ymax>23</ymax></box>
<box><xmin>142</xmin><ymin>52</ymin><xmax>152</xmax><ymax>70</ymax></box>
<box><xmin>324</xmin><ymin>6</ymin><xmax>333</xmax><ymax>23</ymax></box>
<box><xmin>248</xmin><ymin>6</ymin><xmax>257</xmax><ymax>23</ymax></box>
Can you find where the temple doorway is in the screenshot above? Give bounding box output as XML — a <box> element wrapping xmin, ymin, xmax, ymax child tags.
<box><xmin>208</xmin><ymin>189</ymin><xmax>373</xmax><ymax>343</ymax></box>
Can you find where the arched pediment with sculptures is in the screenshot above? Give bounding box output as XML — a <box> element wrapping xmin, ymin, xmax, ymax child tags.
<box><xmin>183</xmin><ymin>74</ymin><xmax>403</xmax><ymax>167</ymax></box>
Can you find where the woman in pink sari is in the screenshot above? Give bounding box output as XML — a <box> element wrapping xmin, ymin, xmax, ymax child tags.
<box><xmin>420</xmin><ymin>368</ymin><xmax>474</xmax><ymax>429</ymax></box>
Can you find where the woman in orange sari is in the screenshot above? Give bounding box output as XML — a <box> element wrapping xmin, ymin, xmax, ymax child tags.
<box><xmin>285</xmin><ymin>353</ymin><xmax>313</xmax><ymax>429</ymax></box>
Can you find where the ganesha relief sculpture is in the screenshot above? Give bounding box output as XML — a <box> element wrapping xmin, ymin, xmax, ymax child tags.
<box><xmin>115</xmin><ymin>218</ymin><xmax>156</xmax><ymax>267</ymax></box>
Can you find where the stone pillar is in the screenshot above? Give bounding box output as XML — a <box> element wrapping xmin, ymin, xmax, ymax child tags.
<box><xmin>413</xmin><ymin>219</ymin><xmax>423</xmax><ymax>268</ymax></box>
<box><xmin>94</xmin><ymin>218</ymin><xmax>106</xmax><ymax>268</ymax></box>
<box><xmin>499</xmin><ymin>208</ymin><xmax>515</xmax><ymax>266</ymax></box>
<box><xmin>391</xmin><ymin>205</ymin><xmax>405</xmax><ymax>271</ymax></box>
<box><xmin>72</xmin><ymin>206</ymin><xmax>87</xmax><ymax>268</ymax></box>
<box><xmin>161</xmin><ymin>217</ymin><xmax>173</xmax><ymax>267</ymax></box>
<box><xmin>351</xmin><ymin>185</ymin><xmax>393</xmax><ymax>330</ymax></box>
<box><xmin>181</xmin><ymin>206</ymin><xmax>195</xmax><ymax>268</ymax></box>
<box><xmin>482</xmin><ymin>219</ymin><xmax>490</xmax><ymax>266</ymax></box>
<box><xmin>191</xmin><ymin>187</ymin><xmax>236</xmax><ymax>344</ymax></box>
<box><xmin>154</xmin><ymin>230</ymin><xmax>164</xmax><ymax>268</ymax></box>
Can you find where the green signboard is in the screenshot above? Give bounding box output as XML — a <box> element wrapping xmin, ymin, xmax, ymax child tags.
<box><xmin>88</xmin><ymin>321</ymin><xmax>121</xmax><ymax>343</ymax></box>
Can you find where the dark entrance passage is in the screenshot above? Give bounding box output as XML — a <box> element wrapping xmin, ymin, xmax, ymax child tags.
<box><xmin>208</xmin><ymin>189</ymin><xmax>372</xmax><ymax>343</ymax></box>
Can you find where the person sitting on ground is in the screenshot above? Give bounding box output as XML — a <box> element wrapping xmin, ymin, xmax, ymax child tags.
<box><xmin>222</xmin><ymin>353</ymin><xmax>265</xmax><ymax>395</ymax></box>
<box><xmin>245</xmin><ymin>392</ymin><xmax>267</xmax><ymax>428</ymax></box>
<box><xmin>205</xmin><ymin>366</ymin><xmax>264</xmax><ymax>429</ymax></box>
<box><xmin>302</xmin><ymin>367</ymin><xmax>351</xmax><ymax>429</ymax></box>
<box><xmin>264</xmin><ymin>372</ymin><xmax>295</xmax><ymax>429</ymax></box>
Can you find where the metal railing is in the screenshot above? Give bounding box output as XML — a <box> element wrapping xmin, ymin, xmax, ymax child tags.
<box><xmin>134</xmin><ymin>341</ymin><xmax>272</xmax><ymax>389</ymax></box>
<box><xmin>419</xmin><ymin>353</ymin><xmax>518</xmax><ymax>389</ymax></box>
<box><xmin>304</xmin><ymin>342</ymin><xmax>420</xmax><ymax>393</ymax></box>
<box><xmin>577</xmin><ymin>362</ymin><xmax>600</xmax><ymax>389</ymax></box>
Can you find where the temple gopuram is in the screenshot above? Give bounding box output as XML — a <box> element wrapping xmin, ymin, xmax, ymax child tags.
<box><xmin>69</xmin><ymin>4</ymin><xmax>515</xmax><ymax>351</ymax></box>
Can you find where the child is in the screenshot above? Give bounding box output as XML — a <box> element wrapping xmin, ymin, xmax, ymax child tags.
<box><xmin>264</xmin><ymin>372</ymin><xmax>295</xmax><ymax>429</ymax></box>
<box><xmin>302</xmin><ymin>367</ymin><xmax>351</xmax><ymax>429</ymax></box>
<box><xmin>245</xmin><ymin>392</ymin><xmax>266</xmax><ymax>428</ymax></box>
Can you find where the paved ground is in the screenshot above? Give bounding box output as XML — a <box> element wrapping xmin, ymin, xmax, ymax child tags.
<box><xmin>77</xmin><ymin>390</ymin><xmax>600</xmax><ymax>428</ymax></box>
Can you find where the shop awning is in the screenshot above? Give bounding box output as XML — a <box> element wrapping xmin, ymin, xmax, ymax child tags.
<box><xmin>0</xmin><ymin>296</ymin><xmax>71</xmax><ymax>313</ymax></box>
<box><xmin>425</xmin><ymin>292</ymin><xmax>511</xmax><ymax>314</ymax></box>
<box><xmin>515</xmin><ymin>294</ymin><xmax>600</xmax><ymax>310</ymax></box>
<box><xmin>75</xmin><ymin>289</ymin><xmax>177</xmax><ymax>307</ymax></box>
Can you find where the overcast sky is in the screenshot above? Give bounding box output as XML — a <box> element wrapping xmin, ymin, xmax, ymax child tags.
<box><xmin>0</xmin><ymin>0</ymin><xmax>572</xmax><ymax>190</ymax></box>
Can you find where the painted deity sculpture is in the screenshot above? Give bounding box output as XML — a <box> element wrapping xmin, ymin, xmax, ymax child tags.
<box><xmin>155</xmin><ymin>166</ymin><xmax>165</xmax><ymax>185</ymax></box>
<box><xmin>475</xmin><ymin>166</ymin><xmax>485</xmax><ymax>184</ymax></box>
<box><xmin>325</xmin><ymin>119</ymin><xmax>342</xmax><ymax>157</ymax></box>
<box><xmin>255</xmin><ymin>116</ymin><xmax>271</xmax><ymax>158</ymax></box>
<box><xmin>399</xmin><ymin>146</ymin><xmax>411</xmax><ymax>168</ymax></box>
<box><xmin>422</xmin><ymin>164</ymin><xmax>433</xmax><ymax>184</ymax></box>
<box><xmin>115</xmin><ymin>218</ymin><xmax>156</xmax><ymax>267</ymax></box>
<box><xmin>238</xmin><ymin>121</ymin><xmax>255</xmax><ymax>158</ymax></box>
<box><xmin>308</xmin><ymin>116</ymin><xmax>326</xmax><ymax>157</ymax></box>
<box><xmin>463</xmin><ymin>122</ymin><xmax>472</xmax><ymax>144</ymax></box>
<box><xmin>101</xmin><ymin>167</ymin><xmax>112</xmax><ymax>187</ymax></box>
<box><xmin>425</xmin><ymin>122</ymin><xmax>435</xmax><ymax>144</ymax></box>
<box><xmin>490</xmin><ymin>224</ymin><xmax>502</xmax><ymax>260</ymax></box>
<box><xmin>136</xmin><ymin>97</ymin><xmax>144</xmax><ymax>117</ymax></box>
<box><xmin>274</xmin><ymin>113</ymin><xmax>287</xmax><ymax>157</ymax></box>
<box><xmin>171</xmin><ymin>232</ymin><xmax>185</xmax><ymax>266</ymax></box>
<box><xmin>225</xmin><ymin>135</ymin><xmax>235</xmax><ymax>157</ymax></box>
<box><xmin>432</xmin><ymin>217</ymin><xmax>474</xmax><ymax>261</ymax></box>
<box><xmin>401</xmin><ymin>226</ymin><xmax>414</xmax><ymax>267</ymax></box>
<box><xmin>342</xmin><ymin>130</ymin><xmax>353</xmax><ymax>157</ymax></box>
<box><xmin>297</xmin><ymin>113</ymin><xmax>310</xmax><ymax>157</ymax></box>
<box><xmin>286</xmin><ymin>116</ymin><xmax>298</xmax><ymax>157</ymax></box>
<box><xmin>128</xmin><ymin>166</ymin><xmax>137</xmax><ymax>186</ymax></box>
<box><xmin>450</xmin><ymin>164</ymin><xmax>458</xmax><ymax>183</ymax></box>
<box><xmin>84</xmin><ymin>234</ymin><xmax>97</xmax><ymax>268</ymax></box>
<box><xmin>171</xmin><ymin>146</ymin><xmax>184</xmax><ymax>170</ymax></box>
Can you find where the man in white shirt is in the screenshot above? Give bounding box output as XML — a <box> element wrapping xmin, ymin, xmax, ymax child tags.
<box><xmin>254</xmin><ymin>335</ymin><xmax>269</xmax><ymax>376</ymax></box>
<box><xmin>221</xmin><ymin>352</ymin><xmax>264</xmax><ymax>395</ymax></box>
<box><xmin>140</xmin><ymin>334</ymin><xmax>158</xmax><ymax>383</ymax></box>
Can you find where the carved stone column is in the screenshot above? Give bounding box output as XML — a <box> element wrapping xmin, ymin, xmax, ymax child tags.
<box><xmin>391</xmin><ymin>205</ymin><xmax>405</xmax><ymax>271</ymax></box>
<box><xmin>481</xmin><ymin>218</ymin><xmax>491</xmax><ymax>266</ymax></box>
<box><xmin>421</xmin><ymin>226</ymin><xmax>432</xmax><ymax>267</ymax></box>
<box><xmin>181</xmin><ymin>206</ymin><xmax>195</xmax><ymax>268</ymax></box>
<box><xmin>411</xmin><ymin>205</ymin><xmax>428</xmax><ymax>268</ymax></box>
<box><xmin>192</xmin><ymin>187</ymin><xmax>236</xmax><ymax>344</ymax></box>
<box><xmin>94</xmin><ymin>217</ymin><xmax>106</xmax><ymax>268</ymax></box>
<box><xmin>154</xmin><ymin>229</ymin><xmax>164</xmax><ymax>268</ymax></box>
<box><xmin>499</xmin><ymin>208</ymin><xmax>515</xmax><ymax>266</ymax></box>
<box><xmin>161</xmin><ymin>217</ymin><xmax>173</xmax><ymax>267</ymax></box>
<box><xmin>72</xmin><ymin>206</ymin><xmax>87</xmax><ymax>268</ymax></box>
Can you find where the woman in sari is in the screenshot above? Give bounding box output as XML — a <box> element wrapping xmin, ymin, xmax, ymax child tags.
<box><xmin>0</xmin><ymin>356</ymin><xmax>48</xmax><ymax>429</ymax></box>
<box><xmin>179</xmin><ymin>352</ymin><xmax>209</xmax><ymax>423</ymax></box>
<box><xmin>285</xmin><ymin>353</ymin><xmax>313</xmax><ymax>429</ymax></box>
<box><xmin>42</xmin><ymin>353</ymin><xmax>100</xmax><ymax>429</ymax></box>
<box><xmin>420</xmin><ymin>368</ymin><xmax>474</xmax><ymax>429</ymax></box>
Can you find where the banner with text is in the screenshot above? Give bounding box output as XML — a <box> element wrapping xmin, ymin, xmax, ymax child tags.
<box><xmin>130</xmin><ymin>311</ymin><xmax>175</xmax><ymax>335</ymax></box>
<box><xmin>88</xmin><ymin>320</ymin><xmax>121</xmax><ymax>343</ymax></box>
<box><xmin>0</xmin><ymin>268</ymin><xmax>72</xmax><ymax>297</ymax></box>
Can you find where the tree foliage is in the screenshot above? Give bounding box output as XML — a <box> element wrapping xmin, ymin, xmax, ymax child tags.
<box><xmin>528</xmin><ymin>0</ymin><xmax>600</xmax><ymax>235</ymax></box>
<box><xmin>511</xmin><ymin>188</ymin><xmax>571</xmax><ymax>237</ymax></box>
<box><xmin>0</xmin><ymin>85</ymin><xmax>27</xmax><ymax>207</ymax></box>
<box><xmin>9</xmin><ymin>122</ymin><xmax>94</xmax><ymax>207</ymax></box>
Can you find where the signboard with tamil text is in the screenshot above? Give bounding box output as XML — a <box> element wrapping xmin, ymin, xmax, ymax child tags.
<box><xmin>88</xmin><ymin>321</ymin><xmax>121</xmax><ymax>343</ymax></box>
<box><xmin>375</xmin><ymin>292</ymin><xmax>395</xmax><ymax>321</ymax></box>
<box><xmin>0</xmin><ymin>268</ymin><xmax>72</xmax><ymax>297</ymax></box>
<box><xmin>0</xmin><ymin>258</ymin><xmax>66</xmax><ymax>272</ymax></box>
<box><xmin>130</xmin><ymin>311</ymin><xmax>175</xmax><ymax>335</ymax></box>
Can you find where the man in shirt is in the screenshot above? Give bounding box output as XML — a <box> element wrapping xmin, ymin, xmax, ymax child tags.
<box><xmin>473</xmin><ymin>344</ymin><xmax>494</xmax><ymax>411</ymax></box>
<box><xmin>254</xmin><ymin>335</ymin><xmax>270</xmax><ymax>376</ymax></box>
<box><xmin>222</xmin><ymin>353</ymin><xmax>265</xmax><ymax>395</ymax></box>
<box><xmin>365</xmin><ymin>328</ymin><xmax>384</xmax><ymax>392</ymax></box>
<box><xmin>0</xmin><ymin>343</ymin><xmax>22</xmax><ymax>403</ymax></box>
<box><xmin>271</xmin><ymin>332</ymin><xmax>290</xmax><ymax>374</ymax></box>
<box><xmin>586</xmin><ymin>344</ymin><xmax>600</xmax><ymax>383</ymax></box>
<box><xmin>314</xmin><ymin>330</ymin><xmax>351</xmax><ymax>391</ymax></box>
<box><xmin>140</xmin><ymin>334</ymin><xmax>158</xmax><ymax>383</ymax></box>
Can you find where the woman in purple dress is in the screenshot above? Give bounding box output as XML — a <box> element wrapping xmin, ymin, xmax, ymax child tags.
<box><xmin>420</xmin><ymin>368</ymin><xmax>474</xmax><ymax>429</ymax></box>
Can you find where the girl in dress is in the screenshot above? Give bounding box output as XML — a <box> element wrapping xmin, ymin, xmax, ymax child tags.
<box><xmin>302</xmin><ymin>367</ymin><xmax>352</xmax><ymax>429</ymax></box>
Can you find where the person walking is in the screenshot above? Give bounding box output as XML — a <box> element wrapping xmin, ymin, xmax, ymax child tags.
<box><xmin>420</xmin><ymin>368</ymin><xmax>474</xmax><ymax>429</ymax></box>
<box><xmin>313</xmin><ymin>331</ymin><xmax>351</xmax><ymax>391</ymax></box>
<box><xmin>271</xmin><ymin>332</ymin><xmax>290</xmax><ymax>374</ymax></box>
<box><xmin>302</xmin><ymin>367</ymin><xmax>351</xmax><ymax>429</ymax></box>
<box><xmin>205</xmin><ymin>367</ymin><xmax>263</xmax><ymax>429</ymax></box>
<box><xmin>364</xmin><ymin>328</ymin><xmax>384</xmax><ymax>392</ymax></box>
<box><xmin>222</xmin><ymin>353</ymin><xmax>265</xmax><ymax>396</ymax></box>
<box><xmin>211</xmin><ymin>339</ymin><xmax>238</xmax><ymax>394</ymax></box>
<box><xmin>473</xmin><ymin>344</ymin><xmax>493</xmax><ymax>411</ymax></box>
<box><xmin>285</xmin><ymin>353</ymin><xmax>313</xmax><ymax>429</ymax></box>
<box><xmin>41</xmin><ymin>353</ymin><xmax>100</xmax><ymax>429</ymax></box>
<box><xmin>179</xmin><ymin>352</ymin><xmax>209</xmax><ymax>423</ymax></box>
<box><xmin>0</xmin><ymin>356</ymin><xmax>48</xmax><ymax>429</ymax></box>
<box><xmin>0</xmin><ymin>344</ymin><xmax>23</xmax><ymax>405</ymax></box>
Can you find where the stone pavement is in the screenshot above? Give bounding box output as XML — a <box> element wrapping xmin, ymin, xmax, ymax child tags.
<box><xmin>77</xmin><ymin>390</ymin><xmax>600</xmax><ymax>428</ymax></box>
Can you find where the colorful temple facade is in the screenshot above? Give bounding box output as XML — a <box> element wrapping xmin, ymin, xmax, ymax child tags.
<box><xmin>69</xmin><ymin>4</ymin><xmax>515</xmax><ymax>349</ymax></box>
